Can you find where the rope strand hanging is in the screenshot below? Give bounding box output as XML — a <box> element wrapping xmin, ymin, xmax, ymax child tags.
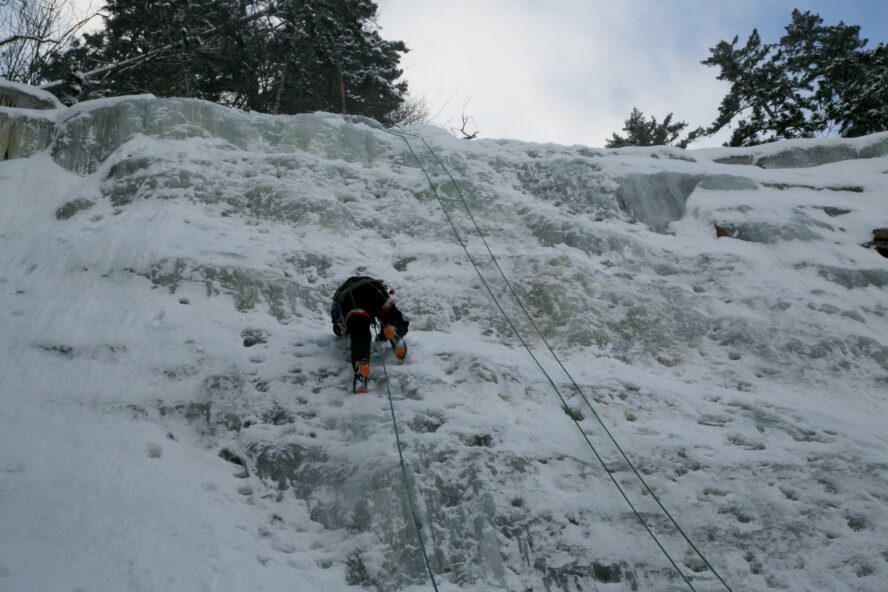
<box><xmin>386</xmin><ymin>127</ymin><xmax>734</xmax><ymax>592</ymax></box>
<box><xmin>379</xmin><ymin>338</ymin><xmax>439</xmax><ymax>591</ymax></box>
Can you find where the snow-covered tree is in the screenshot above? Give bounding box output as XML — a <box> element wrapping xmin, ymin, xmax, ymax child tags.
<box><xmin>833</xmin><ymin>43</ymin><xmax>888</xmax><ymax>137</ymax></box>
<box><xmin>42</xmin><ymin>0</ymin><xmax>409</xmax><ymax>124</ymax></box>
<box><xmin>41</xmin><ymin>0</ymin><xmax>260</xmax><ymax>102</ymax></box>
<box><xmin>700</xmin><ymin>10</ymin><xmax>887</xmax><ymax>146</ymax></box>
<box><xmin>263</xmin><ymin>0</ymin><xmax>407</xmax><ymax>124</ymax></box>
<box><xmin>605</xmin><ymin>108</ymin><xmax>690</xmax><ymax>148</ymax></box>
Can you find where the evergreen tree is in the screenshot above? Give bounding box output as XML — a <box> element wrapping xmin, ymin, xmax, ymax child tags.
<box><xmin>41</xmin><ymin>0</ymin><xmax>258</xmax><ymax>103</ymax></box>
<box><xmin>833</xmin><ymin>43</ymin><xmax>888</xmax><ymax>137</ymax></box>
<box><xmin>263</xmin><ymin>0</ymin><xmax>407</xmax><ymax>123</ymax></box>
<box><xmin>605</xmin><ymin>108</ymin><xmax>690</xmax><ymax>148</ymax></box>
<box><xmin>41</xmin><ymin>0</ymin><xmax>409</xmax><ymax>124</ymax></box>
<box><xmin>700</xmin><ymin>10</ymin><xmax>887</xmax><ymax>146</ymax></box>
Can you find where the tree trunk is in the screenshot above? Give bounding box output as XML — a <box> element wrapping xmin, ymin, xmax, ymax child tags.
<box><xmin>272</xmin><ymin>62</ymin><xmax>288</xmax><ymax>115</ymax></box>
<box><xmin>273</xmin><ymin>28</ymin><xmax>299</xmax><ymax>115</ymax></box>
<box><xmin>336</xmin><ymin>59</ymin><xmax>346</xmax><ymax>114</ymax></box>
<box><xmin>182</xmin><ymin>60</ymin><xmax>191</xmax><ymax>97</ymax></box>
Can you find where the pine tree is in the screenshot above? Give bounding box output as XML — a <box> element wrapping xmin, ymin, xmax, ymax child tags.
<box><xmin>41</xmin><ymin>0</ymin><xmax>256</xmax><ymax>102</ymax></box>
<box><xmin>605</xmin><ymin>108</ymin><xmax>690</xmax><ymax>148</ymax></box>
<box><xmin>41</xmin><ymin>0</ymin><xmax>409</xmax><ymax>124</ymax></box>
<box><xmin>265</xmin><ymin>0</ymin><xmax>407</xmax><ymax>123</ymax></box>
<box><xmin>833</xmin><ymin>43</ymin><xmax>888</xmax><ymax>137</ymax></box>
<box><xmin>700</xmin><ymin>10</ymin><xmax>885</xmax><ymax>146</ymax></box>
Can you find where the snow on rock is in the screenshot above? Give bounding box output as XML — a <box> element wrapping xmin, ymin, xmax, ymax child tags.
<box><xmin>0</xmin><ymin>78</ymin><xmax>64</xmax><ymax>110</ymax></box>
<box><xmin>705</xmin><ymin>132</ymin><xmax>888</xmax><ymax>169</ymax></box>
<box><xmin>1</xmin><ymin>85</ymin><xmax>888</xmax><ymax>591</ymax></box>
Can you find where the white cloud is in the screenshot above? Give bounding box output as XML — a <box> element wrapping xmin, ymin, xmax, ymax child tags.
<box><xmin>377</xmin><ymin>0</ymin><xmax>790</xmax><ymax>148</ymax></box>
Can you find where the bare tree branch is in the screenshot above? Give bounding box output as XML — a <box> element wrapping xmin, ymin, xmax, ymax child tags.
<box><xmin>451</xmin><ymin>112</ymin><xmax>478</xmax><ymax>140</ymax></box>
<box><xmin>0</xmin><ymin>34</ymin><xmax>60</xmax><ymax>48</ymax></box>
<box><xmin>0</xmin><ymin>0</ymin><xmax>97</xmax><ymax>84</ymax></box>
<box><xmin>389</xmin><ymin>94</ymin><xmax>431</xmax><ymax>127</ymax></box>
<box><xmin>50</xmin><ymin>10</ymin><xmax>103</xmax><ymax>50</ymax></box>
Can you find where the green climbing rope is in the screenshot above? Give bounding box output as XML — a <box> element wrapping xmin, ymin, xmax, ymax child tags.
<box><xmin>413</xmin><ymin>134</ymin><xmax>735</xmax><ymax>592</ymax></box>
<box><xmin>379</xmin><ymin>342</ymin><xmax>439</xmax><ymax>591</ymax></box>
<box><xmin>387</xmin><ymin>127</ymin><xmax>734</xmax><ymax>592</ymax></box>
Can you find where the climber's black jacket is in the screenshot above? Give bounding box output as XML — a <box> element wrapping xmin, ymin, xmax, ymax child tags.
<box><xmin>331</xmin><ymin>276</ymin><xmax>409</xmax><ymax>362</ymax></box>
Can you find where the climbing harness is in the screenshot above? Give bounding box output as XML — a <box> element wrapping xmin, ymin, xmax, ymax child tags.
<box><xmin>385</xmin><ymin>127</ymin><xmax>734</xmax><ymax>592</ymax></box>
<box><xmin>332</xmin><ymin>276</ymin><xmax>395</xmax><ymax>324</ymax></box>
<box><xmin>378</xmin><ymin>338</ymin><xmax>439</xmax><ymax>591</ymax></box>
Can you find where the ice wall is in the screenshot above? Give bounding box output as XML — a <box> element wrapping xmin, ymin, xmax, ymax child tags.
<box><xmin>2</xmin><ymin>85</ymin><xmax>888</xmax><ymax>591</ymax></box>
<box><xmin>0</xmin><ymin>81</ymin><xmax>58</xmax><ymax>161</ymax></box>
<box><xmin>0</xmin><ymin>109</ymin><xmax>54</xmax><ymax>160</ymax></box>
<box><xmin>0</xmin><ymin>79</ymin><xmax>63</xmax><ymax>110</ymax></box>
<box><xmin>51</xmin><ymin>96</ymin><xmax>383</xmax><ymax>175</ymax></box>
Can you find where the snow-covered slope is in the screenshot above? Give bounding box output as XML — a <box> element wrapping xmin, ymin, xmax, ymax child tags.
<box><xmin>1</xmin><ymin>84</ymin><xmax>887</xmax><ymax>591</ymax></box>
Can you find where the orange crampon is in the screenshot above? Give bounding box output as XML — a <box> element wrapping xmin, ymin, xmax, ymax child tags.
<box><xmin>383</xmin><ymin>325</ymin><xmax>407</xmax><ymax>361</ymax></box>
<box><xmin>353</xmin><ymin>359</ymin><xmax>370</xmax><ymax>393</ymax></box>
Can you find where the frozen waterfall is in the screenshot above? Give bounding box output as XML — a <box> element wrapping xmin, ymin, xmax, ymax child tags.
<box><xmin>2</xmin><ymin>80</ymin><xmax>888</xmax><ymax>591</ymax></box>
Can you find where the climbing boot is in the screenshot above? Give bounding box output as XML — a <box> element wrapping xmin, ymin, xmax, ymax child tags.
<box><xmin>353</xmin><ymin>359</ymin><xmax>370</xmax><ymax>394</ymax></box>
<box><xmin>382</xmin><ymin>324</ymin><xmax>407</xmax><ymax>361</ymax></box>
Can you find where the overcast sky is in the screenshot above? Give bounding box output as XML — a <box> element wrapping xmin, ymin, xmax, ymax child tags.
<box><xmin>376</xmin><ymin>0</ymin><xmax>888</xmax><ymax>148</ymax></box>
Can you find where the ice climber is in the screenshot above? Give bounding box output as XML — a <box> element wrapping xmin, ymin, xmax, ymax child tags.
<box><xmin>330</xmin><ymin>276</ymin><xmax>410</xmax><ymax>393</ymax></box>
